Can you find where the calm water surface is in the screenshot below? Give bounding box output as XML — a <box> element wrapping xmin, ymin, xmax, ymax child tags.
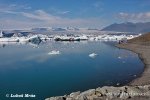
<box><xmin>0</xmin><ymin>41</ymin><xmax>144</xmax><ymax>100</ymax></box>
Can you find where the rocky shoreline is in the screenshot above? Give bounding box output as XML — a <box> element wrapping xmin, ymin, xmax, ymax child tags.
<box><xmin>45</xmin><ymin>85</ymin><xmax>150</xmax><ymax>100</ymax></box>
<box><xmin>45</xmin><ymin>43</ymin><xmax>150</xmax><ymax>100</ymax></box>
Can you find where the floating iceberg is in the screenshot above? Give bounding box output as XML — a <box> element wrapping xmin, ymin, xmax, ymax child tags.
<box><xmin>118</xmin><ymin>56</ymin><xmax>122</xmax><ymax>59</ymax></box>
<box><xmin>48</xmin><ymin>50</ymin><xmax>61</xmax><ymax>55</ymax></box>
<box><xmin>89</xmin><ymin>53</ymin><xmax>98</xmax><ymax>58</ymax></box>
<box><xmin>0</xmin><ymin>31</ymin><xmax>4</xmax><ymax>38</ymax></box>
<box><xmin>28</xmin><ymin>35</ymin><xmax>42</xmax><ymax>43</ymax></box>
<box><xmin>0</xmin><ymin>37</ymin><xmax>19</xmax><ymax>42</ymax></box>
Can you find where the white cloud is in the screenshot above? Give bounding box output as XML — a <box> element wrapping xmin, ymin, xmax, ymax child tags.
<box><xmin>24</xmin><ymin>10</ymin><xmax>106</xmax><ymax>27</ymax></box>
<box><xmin>118</xmin><ymin>12</ymin><xmax>150</xmax><ymax>22</ymax></box>
<box><xmin>0</xmin><ymin>3</ymin><xmax>108</xmax><ymax>29</ymax></box>
<box><xmin>58</xmin><ymin>11</ymin><xmax>70</xmax><ymax>14</ymax></box>
<box><xmin>47</xmin><ymin>7</ymin><xmax>70</xmax><ymax>15</ymax></box>
<box><xmin>0</xmin><ymin>4</ymin><xmax>31</xmax><ymax>13</ymax></box>
<box><xmin>21</xmin><ymin>10</ymin><xmax>62</xmax><ymax>22</ymax></box>
<box><xmin>0</xmin><ymin>9</ymin><xmax>106</xmax><ymax>29</ymax></box>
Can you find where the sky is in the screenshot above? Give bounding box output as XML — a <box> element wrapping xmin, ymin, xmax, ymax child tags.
<box><xmin>0</xmin><ymin>0</ymin><xmax>150</xmax><ymax>29</ymax></box>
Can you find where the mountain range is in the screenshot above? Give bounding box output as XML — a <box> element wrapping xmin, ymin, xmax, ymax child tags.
<box><xmin>101</xmin><ymin>22</ymin><xmax>150</xmax><ymax>33</ymax></box>
<box><xmin>2</xmin><ymin>22</ymin><xmax>150</xmax><ymax>35</ymax></box>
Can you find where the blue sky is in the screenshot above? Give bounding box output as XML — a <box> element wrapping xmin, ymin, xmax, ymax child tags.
<box><xmin>0</xmin><ymin>0</ymin><xmax>150</xmax><ymax>29</ymax></box>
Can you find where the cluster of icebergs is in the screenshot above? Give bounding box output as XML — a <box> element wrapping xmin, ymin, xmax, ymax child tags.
<box><xmin>52</xmin><ymin>34</ymin><xmax>141</xmax><ymax>42</ymax></box>
<box><xmin>0</xmin><ymin>31</ymin><xmax>141</xmax><ymax>43</ymax></box>
<box><xmin>0</xmin><ymin>31</ymin><xmax>41</xmax><ymax>43</ymax></box>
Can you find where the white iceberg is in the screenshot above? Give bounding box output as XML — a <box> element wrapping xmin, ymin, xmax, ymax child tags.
<box><xmin>89</xmin><ymin>53</ymin><xmax>98</xmax><ymax>58</ymax></box>
<box><xmin>0</xmin><ymin>37</ymin><xmax>19</xmax><ymax>42</ymax></box>
<box><xmin>48</xmin><ymin>50</ymin><xmax>61</xmax><ymax>55</ymax></box>
<box><xmin>118</xmin><ymin>56</ymin><xmax>122</xmax><ymax>59</ymax></box>
<box><xmin>0</xmin><ymin>31</ymin><xmax>4</xmax><ymax>38</ymax></box>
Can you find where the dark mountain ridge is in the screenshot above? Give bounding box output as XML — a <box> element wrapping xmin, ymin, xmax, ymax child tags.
<box><xmin>101</xmin><ymin>22</ymin><xmax>150</xmax><ymax>33</ymax></box>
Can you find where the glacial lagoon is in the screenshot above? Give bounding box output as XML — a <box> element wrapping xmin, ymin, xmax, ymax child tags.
<box><xmin>0</xmin><ymin>41</ymin><xmax>144</xmax><ymax>100</ymax></box>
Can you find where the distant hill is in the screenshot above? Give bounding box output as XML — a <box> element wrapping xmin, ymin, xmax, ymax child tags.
<box><xmin>101</xmin><ymin>22</ymin><xmax>150</xmax><ymax>33</ymax></box>
<box><xmin>128</xmin><ymin>32</ymin><xmax>150</xmax><ymax>43</ymax></box>
<box><xmin>32</xmin><ymin>28</ymin><xmax>50</xmax><ymax>31</ymax></box>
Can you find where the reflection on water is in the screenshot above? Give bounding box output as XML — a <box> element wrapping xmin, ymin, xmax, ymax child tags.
<box><xmin>0</xmin><ymin>41</ymin><xmax>144</xmax><ymax>100</ymax></box>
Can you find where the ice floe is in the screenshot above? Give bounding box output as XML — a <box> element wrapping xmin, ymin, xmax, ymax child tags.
<box><xmin>89</xmin><ymin>53</ymin><xmax>98</xmax><ymax>58</ymax></box>
<box><xmin>118</xmin><ymin>56</ymin><xmax>122</xmax><ymax>59</ymax></box>
<box><xmin>48</xmin><ymin>50</ymin><xmax>61</xmax><ymax>55</ymax></box>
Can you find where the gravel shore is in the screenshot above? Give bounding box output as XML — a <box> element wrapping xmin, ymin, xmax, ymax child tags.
<box><xmin>117</xmin><ymin>43</ymin><xmax>150</xmax><ymax>86</ymax></box>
